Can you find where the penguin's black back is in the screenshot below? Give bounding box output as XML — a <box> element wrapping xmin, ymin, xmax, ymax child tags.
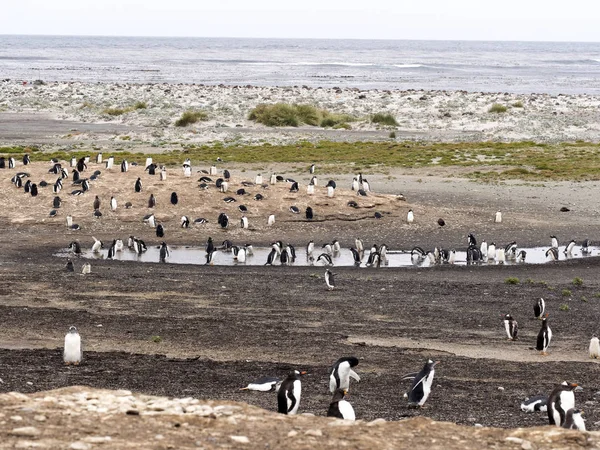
<box><xmin>277</xmin><ymin>376</ymin><xmax>296</xmax><ymax>414</ymax></box>
<box><xmin>408</xmin><ymin>365</ymin><xmax>430</xmax><ymax>403</ymax></box>
<box><xmin>327</xmin><ymin>401</ymin><xmax>343</xmax><ymax>419</ymax></box>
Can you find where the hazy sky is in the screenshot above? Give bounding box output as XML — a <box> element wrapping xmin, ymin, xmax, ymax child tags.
<box><xmin>2</xmin><ymin>0</ymin><xmax>599</xmax><ymax>41</ymax></box>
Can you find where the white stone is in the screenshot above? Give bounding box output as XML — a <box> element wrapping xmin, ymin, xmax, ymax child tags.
<box><xmin>304</xmin><ymin>429</ymin><xmax>323</xmax><ymax>437</ymax></box>
<box><xmin>33</xmin><ymin>415</ymin><xmax>46</xmax><ymax>422</ymax></box>
<box><xmin>82</xmin><ymin>436</ymin><xmax>112</xmax><ymax>443</ymax></box>
<box><xmin>70</xmin><ymin>442</ymin><xmax>91</xmax><ymax>450</ymax></box>
<box><xmin>10</xmin><ymin>427</ymin><xmax>41</xmax><ymax>437</ymax></box>
<box><xmin>230</xmin><ymin>436</ymin><xmax>250</xmax><ymax>444</ymax></box>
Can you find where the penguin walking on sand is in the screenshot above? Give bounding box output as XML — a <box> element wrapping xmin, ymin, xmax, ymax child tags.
<box><xmin>159</xmin><ymin>242</ymin><xmax>169</xmax><ymax>263</ymax></box>
<box><xmin>93</xmin><ymin>195</ymin><xmax>100</xmax><ymax>211</ymax></box>
<box><xmin>63</xmin><ymin>326</ymin><xmax>83</xmax><ymax>365</ymax></box>
<box><xmin>536</xmin><ymin>316</ymin><xmax>552</xmax><ymax>355</ymax></box>
<box><xmin>148</xmin><ymin>194</ymin><xmax>156</xmax><ymax>208</ymax></box>
<box><xmin>329</xmin><ymin>357</ymin><xmax>360</xmax><ymax>393</ymax></box>
<box><xmin>170</xmin><ymin>192</ymin><xmax>178</xmax><ymax>205</ymax></box>
<box><xmin>534</xmin><ymin>298</ymin><xmax>545</xmax><ymax>319</ymax></box>
<box><xmin>495</xmin><ymin>211</ymin><xmax>502</xmax><ymax>223</ymax></box>
<box><xmin>590</xmin><ymin>334</ymin><xmax>600</xmax><ymax>359</ymax></box>
<box><xmin>407</xmin><ymin>209</ymin><xmax>414</xmax><ymax>223</ymax></box>
<box><xmin>402</xmin><ymin>360</ymin><xmax>439</xmax><ymax>407</ymax></box>
<box><xmin>503</xmin><ymin>314</ymin><xmax>518</xmax><ymax>340</ymax></box>
<box><xmin>563</xmin><ymin>409</ymin><xmax>586</xmax><ymax>431</ymax></box>
<box><xmin>327</xmin><ymin>388</ymin><xmax>355</xmax><ymax>421</ymax></box>
<box><xmin>324</xmin><ymin>269</ymin><xmax>336</xmax><ymax>290</ymax></box>
<box><xmin>277</xmin><ymin>370</ymin><xmax>306</xmax><ymax>415</ymax></box>
<box><xmin>156</xmin><ymin>224</ymin><xmax>165</xmax><ymax>238</ymax></box>
<box><xmin>547</xmin><ymin>381</ymin><xmax>578</xmax><ymax>426</ymax></box>
<box><xmin>110</xmin><ymin>196</ymin><xmax>117</xmax><ymax>211</ymax></box>
<box><xmin>240</xmin><ymin>376</ymin><xmax>281</xmax><ymax>392</ymax></box>
<box><xmin>135</xmin><ymin>178</ymin><xmax>142</xmax><ymax>193</ymax></box>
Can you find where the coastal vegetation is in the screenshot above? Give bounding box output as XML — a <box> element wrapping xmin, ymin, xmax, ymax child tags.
<box><xmin>248</xmin><ymin>103</ymin><xmax>355</xmax><ymax>128</ymax></box>
<box><xmin>371</xmin><ymin>113</ymin><xmax>399</xmax><ymax>126</ymax></box>
<box><xmin>175</xmin><ymin>110</ymin><xmax>209</xmax><ymax>127</ymax></box>
<box><xmin>101</xmin><ymin>101</ymin><xmax>148</xmax><ymax>116</ymax></box>
<box><xmin>4</xmin><ymin>140</ymin><xmax>600</xmax><ymax>181</ymax></box>
<box><xmin>489</xmin><ymin>103</ymin><xmax>508</xmax><ymax>113</ymax></box>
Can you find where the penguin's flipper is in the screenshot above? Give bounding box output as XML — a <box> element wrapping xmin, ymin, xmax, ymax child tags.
<box><xmin>401</xmin><ymin>372</ymin><xmax>418</xmax><ymax>381</ymax></box>
<box><xmin>349</xmin><ymin>369</ymin><xmax>361</xmax><ymax>382</ymax></box>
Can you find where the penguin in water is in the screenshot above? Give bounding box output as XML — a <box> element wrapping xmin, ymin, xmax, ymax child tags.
<box><xmin>521</xmin><ymin>395</ymin><xmax>548</xmax><ymax>413</ymax></box>
<box><xmin>564</xmin><ymin>239</ymin><xmax>576</xmax><ymax>256</ymax></box>
<box><xmin>277</xmin><ymin>370</ymin><xmax>306</xmax><ymax>415</ymax></box>
<box><xmin>589</xmin><ymin>334</ymin><xmax>600</xmax><ymax>359</ymax></box>
<box><xmin>547</xmin><ymin>381</ymin><xmax>578</xmax><ymax>426</ymax></box>
<box><xmin>107</xmin><ymin>240</ymin><xmax>116</xmax><ymax>259</ymax></box>
<box><xmin>134</xmin><ymin>178</ymin><xmax>142</xmax><ymax>192</ymax></box>
<box><xmin>581</xmin><ymin>239</ymin><xmax>591</xmax><ymax>255</ymax></box>
<box><xmin>240</xmin><ymin>376</ymin><xmax>281</xmax><ymax>392</ymax></box>
<box><xmin>63</xmin><ymin>326</ymin><xmax>83</xmax><ymax>365</ymax></box>
<box><xmin>205</xmin><ymin>250</ymin><xmax>215</xmax><ymax>265</ymax></box>
<box><xmin>327</xmin><ymin>388</ymin><xmax>355</xmax><ymax>421</ymax></box>
<box><xmin>503</xmin><ymin>314</ymin><xmax>518</xmax><ymax>340</ymax></box>
<box><xmin>324</xmin><ymin>269</ymin><xmax>336</xmax><ymax>290</ymax></box>
<box><xmin>265</xmin><ymin>248</ymin><xmax>277</xmax><ymax>266</ymax></box>
<box><xmin>536</xmin><ymin>316</ymin><xmax>552</xmax><ymax>355</ymax></box>
<box><xmin>317</xmin><ymin>253</ymin><xmax>333</xmax><ymax>266</ymax></box>
<box><xmin>329</xmin><ymin>357</ymin><xmax>360</xmax><ymax>392</ymax></box>
<box><xmin>546</xmin><ymin>247</ymin><xmax>559</xmax><ymax>261</ymax></box>
<box><xmin>534</xmin><ymin>298</ymin><xmax>545</xmax><ymax>319</ymax></box>
<box><xmin>205</xmin><ymin>237</ymin><xmax>215</xmax><ymax>254</ymax></box>
<box><xmin>91</xmin><ymin>237</ymin><xmax>103</xmax><ymax>253</ymax></box>
<box><xmin>402</xmin><ymin>359</ymin><xmax>439</xmax><ymax>407</ymax></box>
<box><xmin>563</xmin><ymin>409</ymin><xmax>586</xmax><ymax>431</ymax></box>
<box><xmin>159</xmin><ymin>242</ymin><xmax>169</xmax><ymax>263</ymax></box>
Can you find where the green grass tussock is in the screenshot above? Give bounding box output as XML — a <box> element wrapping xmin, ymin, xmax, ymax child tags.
<box><xmin>489</xmin><ymin>103</ymin><xmax>508</xmax><ymax>113</ymax></box>
<box><xmin>371</xmin><ymin>113</ymin><xmax>398</xmax><ymax>126</ymax></box>
<box><xmin>175</xmin><ymin>110</ymin><xmax>209</xmax><ymax>127</ymax></box>
<box><xmin>248</xmin><ymin>103</ymin><xmax>355</xmax><ymax>128</ymax></box>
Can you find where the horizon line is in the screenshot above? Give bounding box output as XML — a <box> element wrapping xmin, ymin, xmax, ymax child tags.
<box><xmin>1</xmin><ymin>33</ymin><xmax>599</xmax><ymax>44</ymax></box>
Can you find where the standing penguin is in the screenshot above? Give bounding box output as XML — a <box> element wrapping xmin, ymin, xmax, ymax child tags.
<box><xmin>407</xmin><ymin>209</ymin><xmax>414</xmax><ymax>223</ymax></box>
<box><xmin>327</xmin><ymin>388</ymin><xmax>355</xmax><ymax>421</ymax></box>
<box><xmin>107</xmin><ymin>240</ymin><xmax>116</xmax><ymax>259</ymax></box>
<box><xmin>403</xmin><ymin>360</ymin><xmax>439</xmax><ymax>407</ymax></box>
<box><xmin>159</xmin><ymin>242</ymin><xmax>169</xmax><ymax>263</ymax></box>
<box><xmin>495</xmin><ymin>211</ymin><xmax>502</xmax><ymax>223</ymax></box>
<box><xmin>170</xmin><ymin>192</ymin><xmax>178</xmax><ymax>205</ymax></box>
<box><xmin>324</xmin><ymin>269</ymin><xmax>336</xmax><ymax>290</ymax></box>
<box><xmin>503</xmin><ymin>314</ymin><xmax>518</xmax><ymax>340</ymax></box>
<box><xmin>536</xmin><ymin>316</ymin><xmax>552</xmax><ymax>355</ymax></box>
<box><xmin>63</xmin><ymin>326</ymin><xmax>83</xmax><ymax>365</ymax></box>
<box><xmin>93</xmin><ymin>195</ymin><xmax>101</xmax><ymax>211</ymax></box>
<box><xmin>534</xmin><ymin>298</ymin><xmax>545</xmax><ymax>319</ymax></box>
<box><xmin>547</xmin><ymin>381</ymin><xmax>578</xmax><ymax>426</ymax></box>
<box><xmin>110</xmin><ymin>196</ymin><xmax>117</xmax><ymax>211</ymax></box>
<box><xmin>329</xmin><ymin>357</ymin><xmax>360</xmax><ymax>393</ymax></box>
<box><xmin>134</xmin><ymin>178</ymin><xmax>142</xmax><ymax>193</ymax></box>
<box><xmin>22</xmin><ymin>154</ymin><xmax>30</xmax><ymax>165</ymax></box>
<box><xmin>30</xmin><ymin>184</ymin><xmax>38</xmax><ymax>197</ymax></box>
<box><xmin>148</xmin><ymin>194</ymin><xmax>156</xmax><ymax>208</ymax></box>
<box><xmin>305</xmin><ymin>207</ymin><xmax>313</xmax><ymax>220</ymax></box>
<box><xmin>589</xmin><ymin>334</ymin><xmax>600</xmax><ymax>359</ymax></box>
<box><xmin>563</xmin><ymin>409</ymin><xmax>586</xmax><ymax>431</ymax></box>
<box><xmin>156</xmin><ymin>224</ymin><xmax>165</xmax><ymax>238</ymax></box>
<box><xmin>277</xmin><ymin>370</ymin><xmax>306</xmax><ymax>415</ymax></box>
<box><xmin>120</xmin><ymin>160</ymin><xmax>128</xmax><ymax>172</ymax></box>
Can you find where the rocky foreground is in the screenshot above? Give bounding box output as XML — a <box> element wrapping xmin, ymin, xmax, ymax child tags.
<box><xmin>0</xmin><ymin>387</ymin><xmax>594</xmax><ymax>449</ymax></box>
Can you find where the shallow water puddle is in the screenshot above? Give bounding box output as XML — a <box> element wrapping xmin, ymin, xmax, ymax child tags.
<box><xmin>57</xmin><ymin>245</ymin><xmax>600</xmax><ymax>268</ymax></box>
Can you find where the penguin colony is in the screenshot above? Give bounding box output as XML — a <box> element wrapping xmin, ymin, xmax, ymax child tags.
<box><xmin>5</xmin><ymin>156</ymin><xmax>597</xmax><ymax>430</ymax></box>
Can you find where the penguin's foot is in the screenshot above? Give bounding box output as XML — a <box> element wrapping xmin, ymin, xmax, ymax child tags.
<box><xmin>540</xmin><ymin>351</ymin><xmax>548</xmax><ymax>356</ymax></box>
<box><xmin>74</xmin><ymin>362</ymin><xmax>80</xmax><ymax>366</ymax></box>
<box><xmin>64</xmin><ymin>362</ymin><xmax>70</xmax><ymax>366</ymax></box>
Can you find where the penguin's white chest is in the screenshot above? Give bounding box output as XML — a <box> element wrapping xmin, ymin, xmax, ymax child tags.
<box><xmin>590</xmin><ymin>338</ymin><xmax>600</xmax><ymax>358</ymax></box>
<box><xmin>288</xmin><ymin>380</ymin><xmax>301</xmax><ymax>414</ymax></box>
<box><xmin>504</xmin><ymin>320</ymin><xmax>512</xmax><ymax>339</ymax></box>
<box><xmin>420</xmin><ymin>370</ymin><xmax>435</xmax><ymax>405</ymax></box>
<box><xmin>338</xmin><ymin>400</ymin><xmax>355</xmax><ymax>421</ymax></box>
<box><xmin>64</xmin><ymin>333</ymin><xmax>82</xmax><ymax>363</ymax></box>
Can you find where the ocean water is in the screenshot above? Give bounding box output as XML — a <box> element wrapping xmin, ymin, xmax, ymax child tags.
<box><xmin>1</xmin><ymin>35</ymin><xmax>600</xmax><ymax>94</ymax></box>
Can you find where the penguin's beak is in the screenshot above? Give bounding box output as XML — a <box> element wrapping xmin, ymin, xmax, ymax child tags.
<box><xmin>570</xmin><ymin>383</ymin><xmax>579</xmax><ymax>387</ymax></box>
<box><xmin>433</xmin><ymin>361</ymin><xmax>440</xmax><ymax>366</ymax></box>
<box><xmin>300</xmin><ymin>371</ymin><xmax>307</xmax><ymax>375</ymax></box>
<box><xmin>343</xmin><ymin>389</ymin><xmax>348</xmax><ymax>396</ymax></box>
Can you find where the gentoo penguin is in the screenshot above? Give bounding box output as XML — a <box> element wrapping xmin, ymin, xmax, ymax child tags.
<box><xmin>495</xmin><ymin>211</ymin><xmax>502</xmax><ymax>223</ymax></box>
<box><xmin>496</xmin><ymin>248</ymin><xmax>506</xmax><ymax>264</ymax></box>
<box><xmin>106</xmin><ymin>156</ymin><xmax>114</xmax><ymax>170</ymax></box>
<box><xmin>110</xmin><ymin>196</ymin><xmax>117</xmax><ymax>211</ymax></box>
<box><xmin>327</xmin><ymin>388</ymin><xmax>355</xmax><ymax>421</ymax></box>
<box><xmin>76</xmin><ymin>157</ymin><xmax>86</xmax><ymax>172</ymax></box>
<box><xmin>223</xmin><ymin>196</ymin><xmax>236</xmax><ymax>203</ymax></box>
<box><xmin>265</xmin><ymin>248</ymin><xmax>277</xmax><ymax>266</ymax></box>
<box><xmin>503</xmin><ymin>314</ymin><xmax>518</xmax><ymax>340</ymax></box>
<box><xmin>534</xmin><ymin>298</ymin><xmax>545</xmax><ymax>319</ymax></box>
<box><xmin>156</xmin><ymin>224</ymin><xmax>164</xmax><ymax>238</ymax></box>
<box><xmin>329</xmin><ymin>357</ymin><xmax>360</xmax><ymax>392</ymax></box>
<box><xmin>254</xmin><ymin>193</ymin><xmax>264</xmax><ymax>201</ymax></box>
<box><xmin>277</xmin><ymin>370</ymin><xmax>306</xmax><ymax>415</ymax></box>
<box><xmin>63</xmin><ymin>326</ymin><xmax>83</xmax><ymax>365</ymax></box>
<box><xmin>289</xmin><ymin>205</ymin><xmax>300</xmax><ymax>214</ymax></box>
<box><xmin>145</xmin><ymin>157</ymin><xmax>153</xmax><ymax>169</ymax></box>
<box><xmin>306</xmin><ymin>241</ymin><xmax>314</xmax><ymax>257</ymax></box>
<box><xmin>205</xmin><ymin>237</ymin><xmax>215</xmax><ymax>254</ymax></box>
<box><xmin>310</xmin><ymin>176</ymin><xmax>317</xmax><ymax>186</ymax></box>
<box><xmin>96</xmin><ymin>153</ymin><xmax>103</xmax><ymax>164</ymax></box>
<box><xmin>30</xmin><ymin>183</ymin><xmax>38</xmax><ymax>197</ymax></box>
<box><xmin>351</xmin><ymin>177</ymin><xmax>359</xmax><ymax>191</ymax></box>
<box><xmin>350</xmin><ymin>248</ymin><xmax>362</xmax><ymax>265</ymax></box>
<box><xmin>327</xmin><ymin>185</ymin><xmax>335</xmax><ymax>198</ymax></box>
<box><xmin>547</xmin><ymin>381</ymin><xmax>578</xmax><ymax>426</ymax></box>
<box><xmin>317</xmin><ymin>253</ymin><xmax>333</xmax><ymax>266</ymax></box>
<box><xmin>324</xmin><ymin>269</ymin><xmax>336</xmax><ymax>290</ymax></box>
<box><xmin>23</xmin><ymin>154</ymin><xmax>30</xmax><ymax>165</ymax></box>
<box><xmin>536</xmin><ymin>316</ymin><xmax>552</xmax><ymax>355</ymax></box>
<box><xmin>205</xmin><ymin>250</ymin><xmax>215</xmax><ymax>265</ymax></box>
<box><xmin>581</xmin><ymin>239</ymin><xmax>591</xmax><ymax>255</ymax></box>
<box><xmin>160</xmin><ymin>167</ymin><xmax>167</xmax><ymax>181</ymax></box>
<box><xmin>289</xmin><ymin>181</ymin><xmax>299</xmax><ymax>193</ymax></box>
<box><xmin>148</xmin><ymin>194</ymin><xmax>156</xmax><ymax>208</ymax></box>
<box><xmin>487</xmin><ymin>242</ymin><xmax>496</xmax><ymax>261</ymax></box>
<box><xmin>239</xmin><ymin>205</ymin><xmax>248</xmax><ymax>213</ymax></box>
<box><xmin>93</xmin><ymin>210</ymin><xmax>102</xmax><ymax>219</ymax></box>
<box><xmin>23</xmin><ymin>179</ymin><xmax>31</xmax><ymax>193</ymax></box>
<box><xmin>355</xmin><ymin>238</ymin><xmax>364</xmax><ymax>255</ymax></box>
<box><xmin>362</xmin><ymin>179</ymin><xmax>371</xmax><ymax>192</ymax></box>
<box><xmin>551</xmin><ymin>235</ymin><xmax>559</xmax><ymax>249</ymax></box>
<box><xmin>107</xmin><ymin>240</ymin><xmax>116</xmax><ymax>259</ymax></box>
<box><xmin>134</xmin><ymin>178</ymin><xmax>142</xmax><ymax>193</ymax></box>
<box><xmin>270</xmin><ymin>173</ymin><xmax>277</xmax><ymax>184</ymax></box>
<box><xmin>305</xmin><ymin>207</ymin><xmax>313</xmax><ymax>220</ymax></box>
<box><xmin>91</xmin><ymin>237</ymin><xmax>103</xmax><ymax>253</ymax></box>
<box><xmin>403</xmin><ymin>360</ymin><xmax>439</xmax><ymax>407</ymax></box>
<box><xmin>81</xmin><ymin>263</ymin><xmax>91</xmax><ymax>274</ymax></box>
<box><xmin>183</xmin><ymin>165</ymin><xmax>191</xmax><ymax>178</ymax></box>
<box><xmin>68</xmin><ymin>241</ymin><xmax>81</xmax><ymax>254</ymax></box>
<box><xmin>309</xmin><ymin>164</ymin><xmax>315</xmax><ymax>174</ymax></box>
<box><xmin>564</xmin><ymin>239</ymin><xmax>576</xmax><ymax>256</ymax></box>
<box><xmin>223</xmin><ymin>169</ymin><xmax>230</xmax><ymax>180</ymax></box>
<box><xmin>407</xmin><ymin>209</ymin><xmax>414</xmax><ymax>223</ymax></box>
<box><xmin>93</xmin><ymin>195</ymin><xmax>100</xmax><ymax>211</ymax></box>
<box><xmin>218</xmin><ymin>213</ymin><xmax>229</xmax><ymax>228</ymax></box>
<box><xmin>170</xmin><ymin>192</ymin><xmax>178</xmax><ymax>205</ymax></box>
<box><xmin>220</xmin><ymin>181</ymin><xmax>229</xmax><ymax>193</ymax></box>
<box><xmin>516</xmin><ymin>250</ymin><xmax>527</xmax><ymax>262</ymax></box>
<box><xmin>120</xmin><ymin>160</ymin><xmax>128</xmax><ymax>172</ymax></box>
<box><xmin>521</xmin><ymin>395</ymin><xmax>548</xmax><ymax>413</ymax></box>
<box><xmin>65</xmin><ymin>259</ymin><xmax>74</xmax><ymax>272</ymax></box>
<box><xmin>209</xmin><ymin>165</ymin><xmax>217</xmax><ymax>175</ymax></box>
<box><xmin>267</xmin><ymin>214</ymin><xmax>275</xmax><ymax>226</ymax></box>
<box><xmin>563</xmin><ymin>409</ymin><xmax>586</xmax><ymax>431</ymax></box>
<box><xmin>237</xmin><ymin>246</ymin><xmax>247</xmax><ymax>263</ymax></box>
<box><xmin>115</xmin><ymin>239</ymin><xmax>124</xmax><ymax>252</ymax></box>
<box><xmin>181</xmin><ymin>216</ymin><xmax>190</xmax><ymax>228</ymax></box>
<box><xmin>589</xmin><ymin>334</ymin><xmax>600</xmax><ymax>359</ymax></box>
<box><xmin>307</xmin><ymin>184</ymin><xmax>315</xmax><ymax>195</ymax></box>
<box><xmin>240</xmin><ymin>216</ymin><xmax>249</xmax><ymax>229</ymax></box>
<box><xmin>546</xmin><ymin>247</ymin><xmax>559</xmax><ymax>261</ymax></box>
<box><xmin>240</xmin><ymin>376</ymin><xmax>281</xmax><ymax>392</ymax></box>
<box><xmin>505</xmin><ymin>242</ymin><xmax>517</xmax><ymax>260</ymax></box>
<box><xmin>255</xmin><ymin>173</ymin><xmax>263</xmax><ymax>185</ymax></box>
<box><xmin>159</xmin><ymin>242</ymin><xmax>169</xmax><ymax>263</ymax></box>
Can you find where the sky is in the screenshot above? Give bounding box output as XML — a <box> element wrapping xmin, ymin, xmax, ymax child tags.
<box><xmin>2</xmin><ymin>0</ymin><xmax>599</xmax><ymax>42</ymax></box>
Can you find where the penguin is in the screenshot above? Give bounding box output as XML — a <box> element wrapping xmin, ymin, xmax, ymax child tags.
<box><xmin>350</xmin><ymin>248</ymin><xmax>362</xmax><ymax>265</ymax></box>
<box><xmin>547</xmin><ymin>381</ymin><xmax>578</xmax><ymax>426</ymax></box>
<box><xmin>503</xmin><ymin>314</ymin><xmax>518</xmax><ymax>340</ymax></box>
<box><xmin>91</xmin><ymin>237</ymin><xmax>103</xmax><ymax>253</ymax></box>
<box><xmin>120</xmin><ymin>160</ymin><xmax>128</xmax><ymax>172</ymax></box>
<box><xmin>317</xmin><ymin>253</ymin><xmax>333</xmax><ymax>266</ymax></box>
<box><xmin>327</xmin><ymin>388</ymin><xmax>355</xmax><ymax>421</ymax></box>
<box><xmin>209</xmin><ymin>165</ymin><xmax>217</xmax><ymax>175</ymax></box>
<box><xmin>76</xmin><ymin>157</ymin><xmax>87</xmax><ymax>172</ymax></box>
<box><xmin>160</xmin><ymin>167</ymin><xmax>167</xmax><ymax>181</ymax></box>
<box><xmin>205</xmin><ymin>250</ymin><xmax>215</xmax><ymax>265</ymax></box>
<box><xmin>30</xmin><ymin>184</ymin><xmax>38</xmax><ymax>197</ymax></box>
<box><xmin>487</xmin><ymin>242</ymin><xmax>496</xmax><ymax>261</ymax></box>
<box><xmin>94</xmin><ymin>211</ymin><xmax>102</xmax><ymax>218</ymax></box>
<box><xmin>496</xmin><ymin>248</ymin><xmax>506</xmax><ymax>264</ymax></box>
<box><xmin>237</xmin><ymin>247</ymin><xmax>247</xmax><ymax>263</ymax></box>
<box><xmin>551</xmin><ymin>235</ymin><xmax>559</xmax><ymax>249</ymax></box>
<box><xmin>327</xmin><ymin>185</ymin><xmax>335</xmax><ymax>198</ymax></box>
<box><xmin>309</xmin><ymin>164</ymin><xmax>315</xmax><ymax>174</ymax></box>
<box><xmin>72</xmin><ymin>170</ymin><xmax>80</xmax><ymax>182</ymax></box>
<box><xmin>255</xmin><ymin>173</ymin><xmax>263</xmax><ymax>185</ymax></box>
<box><xmin>270</xmin><ymin>173</ymin><xmax>277</xmax><ymax>184</ymax></box>
<box><xmin>240</xmin><ymin>376</ymin><xmax>281</xmax><ymax>392</ymax></box>
<box><xmin>223</xmin><ymin>169</ymin><xmax>230</xmax><ymax>180</ymax></box>
<box><xmin>68</xmin><ymin>240</ymin><xmax>81</xmax><ymax>254</ymax></box>
<box><xmin>148</xmin><ymin>194</ymin><xmax>156</xmax><ymax>208</ymax></box>
<box><xmin>63</xmin><ymin>326</ymin><xmax>83</xmax><ymax>365</ymax></box>
<box><xmin>220</xmin><ymin>182</ymin><xmax>229</xmax><ymax>193</ymax></box>
<box><xmin>322</xmin><ymin>243</ymin><xmax>333</xmax><ymax>255</ymax></box>
<box><xmin>305</xmin><ymin>207</ymin><xmax>313</xmax><ymax>220</ymax></box>
<box><xmin>205</xmin><ymin>237</ymin><xmax>215</xmax><ymax>255</ymax></box>
<box><xmin>306</xmin><ymin>241</ymin><xmax>315</xmax><ymax>257</ymax></box>
<box><xmin>357</xmin><ymin>188</ymin><xmax>367</xmax><ymax>197</ymax></box>
<box><xmin>407</xmin><ymin>209</ymin><xmax>414</xmax><ymax>223</ymax></box>
<box><xmin>106</xmin><ymin>156</ymin><xmax>114</xmax><ymax>170</ymax></box>
<box><xmin>564</xmin><ymin>239</ymin><xmax>576</xmax><ymax>256</ymax></box>
<box><xmin>134</xmin><ymin>178</ymin><xmax>142</xmax><ymax>193</ymax></box>
<box><xmin>154</xmin><ymin>224</ymin><xmax>164</xmax><ymax>238</ymax></box>
<box><xmin>183</xmin><ymin>165</ymin><xmax>191</xmax><ymax>178</ymax></box>
<box><xmin>159</xmin><ymin>242</ymin><xmax>169</xmax><ymax>263</ymax></box>
<box><xmin>254</xmin><ymin>193</ymin><xmax>264</xmax><ymax>201</ymax></box>
<box><xmin>125</xmin><ymin>202</ymin><xmax>132</xmax><ymax>209</ymax></box>
<box><xmin>495</xmin><ymin>211</ymin><xmax>502</xmax><ymax>223</ymax></box>
<box><xmin>536</xmin><ymin>316</ymin><xmax>552</xmax><ymax>355</ymax></box>
<box><xmin>280</xmin><ymin>248</ymin><xmax>289</xmax><ymax>265</ymax></box>
<box><xmin>170</xmin><ymin>192</ymin><xmax>178</xmax><ymax>205</ymax></box>
<box><xmin>96</xmin><ymin>153</ymin><xmax>103</xmax><ymax>164</ymax></box>
<box><xmin>437</xmin><ymin>218</ymin><xmax>445</xmax><ymax>227</ymax></box>
<box><xmin>22</xmin><ymin>154</ymin><xmax>30</xmax><ymax>165</ymax></box>
<box><xmin>143</xmin><ymin>214</ymin><xmax>156</xmax><ymax>227</ymax></box>
<box><xmin>324</xmin><ymin>269</ymin><xmax>336</xmax><ymax>290</ymax></box>
<box><xmin>218</xmin><ymin>213</ymin><xmax>229</xmax><ymax>228</ymax></box>
<box><xmin>115</xmin><ymin>239</ymin><xmax>124</xmax><ymax>252</ymax></box>
<box><xmin>277</xmin><ymin>370</ymin><xmax>306</xmax><ymax>415</ymax></box>
<box><xmin>581</xmin><ymin>239</ymin><xmax>591</xmax><ymax>255</ymax></box>
<box><xmin>0</xmin><ymin>157</ymin><xmax>4</xmax><ymax>168</ymax></box>
<box><xmin>267</xmin><ymin>214</ymin><xmax>275</xmax><ymax>226</ymax></box>
<box><xmin>505</xmin><ymin>242</ymin><xmax>517</xmax><ymax>260</ymax></box>
<box><xmin>223</xmin><ymin>196</ymin><xmax>236</xmax><ymax>203</ymax></box>
<box><xmin>14</xmin><ymin>177</ymin><xmax>23</xmax><ymax>188</ymax></box>
<box><xmin>24</xmin><ymin>180</ymin><xmax>31</xmax><ymax>193</ymax></box>
<box><xmin>289</xmin><ymin>182</ymin><xmax>299</xmax><ymax>193</ymax></box>
<box><xmin>589</xmin><ymin>334</ymin><xmax>600</xmax><ymax>359</ymax></box>
<box><xmin>466</xmin><ymin>245</ymin><xmax>481</xmax><ymax>264</ymax></box>
<box><xmin>310</xmin><ymin>176</ymin><xmax>317</xmax><ymax>186</ymax></box>
<box><xmin>516</xmin><ymin>250</ymin><xmax>527</xmax><ymax>262</ymax></box>
<box><xmin>351</xmin><ymin>177</ymin><xmax>359</xmax><ymax>191</ymax></box>
<box><xmin>563</xmin><ymin>409</ymin><xmax>586</xmax><ymax>431</ymax></box>
<box><xmin>8</xmin><ymin>157</ymin><xmax>15</xmax><ymax>169</ymax></box>
<box><xmin>107</xmin><ymin>240</ymin><xmax>116</xmax><ymax>259</ymax></box>
<box><xmin>546</xmin><ymin>247</ymin><xmax>559</xmax><ymax>261</ymax></box>
<box><xmin>521</xmin><ymin>395</ymin><xmax>548</xmax><ymax>413</ymax></box>
<box><xmin>244</xmin><ymin>244</ymin><xmax>254</xmax><ymax>257</ymax></box>
<box><xmin>329</xmin><ymin>357</ymin><xmax>360</xmax><ymax>392</ymax></box>
<box><xmin>93</xmin><ymin>196</ymin><xmax>100</xmax><ymax>211</ymax></box>
<box><xmin>289</xmin><ymin>206</ymin><xmax>300</xmax><ymax>214</ymax></box>
<box><xmin>81</xmin><ymin>263</ymin><xmax>91</xmax><ymax>274</ymax></box>
<box><xmin>61</xmin><ymin>167</ymin><xmax>69</xmax><ymax>179</ymax></box>
<box><xmin>403</xmin><ymin>360</ymin><xmax>439</xmax><ymax>407</ymax></box>
<box><xmin>355</xmin><ymin>238</ymin><xmax>364</xmax><ymax>255</ymax></box>
<box><xmin>110</xmin><ymin>196</ymin><xmax>117</xmax><ymax>211</ymax></box>
<box><xmin>240</xmin><ymin>216</ymin><xmax>249</xmax><ymax>229</ymax></box>
<box><xmin>181</xmin><ymin>216</ymin><xmax>190</xmax><ymax>228</ymax></box>
<box><xmin>194</xmin><ymin>218</ymin><xmax>208</xmax><ymax>224</ymax></box>
<box><xmin>534</xmin><ymin>298</ymin><xmax>545</xmax><ymax>319</ymax></box>
<box><xmin>265</xmin><ymin>248</ymin><xmax>277</xmax><ymax>266</ymax></box>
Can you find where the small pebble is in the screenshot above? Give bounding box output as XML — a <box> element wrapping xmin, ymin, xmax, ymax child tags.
<box><xmin>230</xmin><ymin>436</ymin><xmax>250</xmax><ymax>444</ymax></box>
